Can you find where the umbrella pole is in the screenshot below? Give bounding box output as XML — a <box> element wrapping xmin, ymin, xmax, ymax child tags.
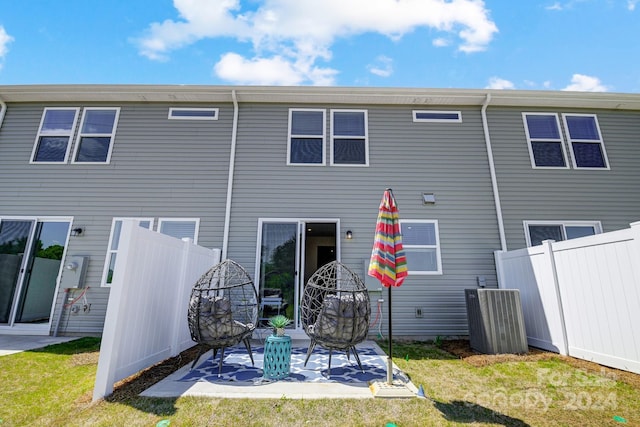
<box><xmin>387</xmin><ymin>286</ymin><xmax>393</xmax><ymax>385</ymax></box>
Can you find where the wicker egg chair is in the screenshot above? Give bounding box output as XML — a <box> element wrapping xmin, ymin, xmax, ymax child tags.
<box><xmin>187</xmin><ymin>259</ymin><xmax>258</xmax><ymax>376</ymax></box>
<box><xmin>300</xmin><ymin>261</ymin><xmax>371</xmax><ymax>376</ymax></box>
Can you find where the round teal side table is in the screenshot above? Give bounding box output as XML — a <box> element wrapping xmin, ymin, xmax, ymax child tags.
<box><xmin>263</xmin><ymin>335</ymin><xmax>292</xmax><ymax>380</ymax></box>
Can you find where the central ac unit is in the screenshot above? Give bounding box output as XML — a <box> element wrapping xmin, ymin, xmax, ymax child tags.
<box><xmin>465</xmin><ymin>289</ymin><xmax>528</xmax><ymax>354</ymax></box>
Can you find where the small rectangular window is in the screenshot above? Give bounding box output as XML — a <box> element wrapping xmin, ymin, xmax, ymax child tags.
<box><xmin>413</xmin><ymin>110</ymin><xmax>462</xmax><ymax>122</ymax></box>
<box><xmin>158</xmin><ymin>218</ymin><xmax>200</xmax><ymax>244</ymax></box>
<box><xmin>400</xmin><ymin>220</ymin><xmax>442</xmax><ymax>274</ymax></box>
<box><xmin>523</xmin><ymin>113</ymin><xmax>569</xmax><ymax>168</ymax></box>
<box><xmin>168</xmin><ymin>108</ymin><xmax>219</xmax><ymax>120</ymax></box>
<box><xmin>330</xmin><ymin>110</ymin><xmax>368</xmax><ymax>166</ymax></box>
<box><xmin>288</xmin><ymin>109</ymin><xmax>325</xmax><ymax>165</ymax></box>
<box><xmin>562</xmin><ymin>114</ymin><xmax>609</xmax><ymax>169</ymax></box>
<box><xmin>31</xmin><ymin>108</ymin><xmax>80</xmax><ymax>163</ymax></box>
<box><xmin>524</xmin><ymin>221</ymin><xmax>601</xmax><ymax>246</ymax></box>
<box><xmin>72</xmin><ymin>107</ymin><xmax>120</xmax><ymax>163</ymax></box>
<box><xmin>102</xmin><ymin>218</ymin><xmax>154</xmax><ymax>286</ymax></box>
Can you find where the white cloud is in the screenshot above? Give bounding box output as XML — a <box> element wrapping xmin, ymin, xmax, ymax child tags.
<box><xmin>546</xmin><ymin>2</ymin><xmax>563</xmax><ymax>11</ymax></box>
<box><xmin>485</xmin><ymin>77</ymin><xmax>515</xmax><ymax>90</ymax></box>
<box><xmin>367</xmin><ymin>55</ymin><xmax>393</xmax><ymax>77</ymax></box>
<box><xmin>432</xmin><ymin>37</ymin><xmax>450</xmax><ymax>47</ymax></box>
<box><xmin>628</xmin><ymin>0</ymin><xmax>638</xmax><ymax>11</ymax></box>
<box><xmin>0</xmin><ymin>26</ymin><xmax>14</xmax><ymax>68</ymax></box>
<box><xmin>562</xmin><ymin>73</ymin><xmax>609</xmax><ymax>92</ymax></box>
<box><xmin>136</xmin><ymin>0</ymin><xmax>498</xmax><ymax>85</ymax></box>
<box><xmin>213</xmin><ymin>52</ymin><xmax>337</xmax><ymax>85</ymax></box>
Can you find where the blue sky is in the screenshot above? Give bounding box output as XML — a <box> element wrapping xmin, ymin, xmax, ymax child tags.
<box><xmin>0</xmin><ymin>0</ymin><xmax>638</xmax><ymax>92</ymax></box>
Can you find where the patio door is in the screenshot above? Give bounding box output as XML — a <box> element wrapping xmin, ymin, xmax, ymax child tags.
<box><xmin>0</xmin><ymin>218</ymin><xmax>71</xmax><ymax>329</ymax></box>
<box><xmin>257</xmin><ymin>219</ymin><xmax>338</xmax><ymax>330</ymax></box>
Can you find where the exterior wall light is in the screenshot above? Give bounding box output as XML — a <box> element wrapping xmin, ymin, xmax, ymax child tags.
<box><xmin>345</xmin><ymin>230</ymin><xmax>353</xmax><ymax>240</ymax></box>
<box><xmin>71</xmin><ymin>227</ymin><xmax>84</xmax><ymax>236</ymax></box>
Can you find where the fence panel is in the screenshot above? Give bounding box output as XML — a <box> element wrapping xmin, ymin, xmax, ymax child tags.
<box><xmin>93</xmin><ymin>220</ymin><xmax>220</xmax><ymax>400</ymax></box>
<box><xmin>496</xmin><ymin>222</ymin><xmax>640</xmax><ymax>374</ymax></box>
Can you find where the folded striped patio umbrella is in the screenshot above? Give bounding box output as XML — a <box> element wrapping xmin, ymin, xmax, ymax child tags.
<box><xmin>368</xmin><ymin>189</ymin><xmax>407</xmax><ymax>384</ymax></box>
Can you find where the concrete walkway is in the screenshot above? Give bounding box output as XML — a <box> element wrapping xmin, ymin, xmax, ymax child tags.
<box><xmin>0</xmin><ymin>335</ymin><xmax>78</xmax><ymax>356</ymax></box>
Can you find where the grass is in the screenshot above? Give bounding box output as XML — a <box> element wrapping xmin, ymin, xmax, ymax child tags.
<box><xmin>1</xmin><ymin>338</ymin><xmax>639</xmax><ymax>426</ymax></box>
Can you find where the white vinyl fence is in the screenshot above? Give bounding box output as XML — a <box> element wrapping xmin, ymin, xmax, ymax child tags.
<box><xmin>93</xmin><ymin>220</ymin><xmax>220</xmax><ymax>401</ymax></box>
<box><xmin>495</xmin><ymin>221</ymin><xmax>640</xmax><ymax>375</ymax></box>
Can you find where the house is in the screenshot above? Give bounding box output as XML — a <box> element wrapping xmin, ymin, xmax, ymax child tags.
<box><xmin>1</xmin><ymin>85</ymin><xmax>639</xmax><ymax>338</ymax></box>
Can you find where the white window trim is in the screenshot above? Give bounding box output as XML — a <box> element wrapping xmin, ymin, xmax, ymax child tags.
<box><xmin>71</xmin><ymin>107</ymin><xmax>121</xmax><ymax>164</ymax></box>
<box><xmin>157</xmin><ymin>217</ymin><xmax>200</xmax><ymax>244</ymax></box>
<box><xmin>561</xmin><ymin>113</ymin><xmax>610</xmax><ymax>170</ymax></box>
<box><xmin>287</xmin><ymin>108</ymin><xmax>326</xmax><ymax>166</ymax></box>
<box><xmin>168</xmin><ymin>107</ymin><xmax>219</xmax><ymax>120</ymax></box>
<box><xmin>101</xmin><ymin>217</ymin><xmax>154</xmax><ymax>287</ymax></box>
<box><xmin>330</xmin><ymin>109</ymin><xmax>369</xmax><ymax>167</ymax></box>
<box><xmin>400</xmin><ymin>219</ymin><xmax>443</xmax><ymax>275</ymax></box>
<box><xmin>412</xmin><ymin>110</ymin><xmax>462</xmax><ymax>123</ymax></box>
<box><xmin>522</xmin><ymin>112</ymin><xmax>570</xmax><ymax>170</ymax></box>
<box><xmin>30</xmin><ymin>107</ymin><xmax>80</xmax><ymax>164</ymax></box>
<box><xmin>523</xmin><ymin>220</ymin><xmax>603</xmax><ymax>247</ymax></box>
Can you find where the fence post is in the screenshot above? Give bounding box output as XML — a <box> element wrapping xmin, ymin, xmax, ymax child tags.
<box><xmin>542</xmin><ymin>239</ymin><xmax>569</xmax><ymax>356</ymax></box>
<box><xmin>494</xmin><ymin>250</ymin><xmax>506</xmax><ymax>289</ymax></box>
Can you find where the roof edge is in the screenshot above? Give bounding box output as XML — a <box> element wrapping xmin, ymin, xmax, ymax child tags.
<box><xmin>0</xmin><ymin>84</ymin><xmax>639</xmax><ymax>110</ymax></box>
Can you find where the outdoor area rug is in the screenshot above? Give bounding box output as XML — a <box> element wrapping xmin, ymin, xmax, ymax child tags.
<box><xmin>179</xmin><ymin>342</ymin><xmax>398</xmax><ymax>385</ymax></box>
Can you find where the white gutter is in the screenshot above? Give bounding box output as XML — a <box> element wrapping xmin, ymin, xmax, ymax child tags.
<box><xmin>221</xmin><ymin>90</ymin><xmax>239</xmax><ymax>260</ymax></box>
<box><xmin>481</xmin><ymin>93</ymin><xmax>507</xmax><ymax>251</ymax></box>
<box><xmin>0</xmin><ymin>96</ymin><xmax>6</xmax><ymax>129</ymax></box>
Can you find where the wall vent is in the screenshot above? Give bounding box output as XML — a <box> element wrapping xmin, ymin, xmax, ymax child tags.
<box><xmin>465</xmin><ymin>289</ymin><xmax>528</xmax><ymax>354</ymax></box>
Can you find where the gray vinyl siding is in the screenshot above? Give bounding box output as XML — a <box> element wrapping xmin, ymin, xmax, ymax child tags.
<box><xmin>226</xmin><ymin>103</ymin><xmax>501</xmax><ymax>337</ymax></box>
<box><xmin>487</xmin><ymin>107</ymin><xmax>640</xmax><ymax>251</ymax></box>
<box><xmin>0</xmin><ymin>102</ymin><xmax>234</xmax><ymax>335</ymax></box>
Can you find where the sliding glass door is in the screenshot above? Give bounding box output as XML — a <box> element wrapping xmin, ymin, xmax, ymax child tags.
<box><xmin>0</xmin><ymin>218</ymin><xmax>70</xmax><ymax>328</ymax></box>
<box><xmin>257</xmin><ymin>219</ymin><xmax>338</xmax><ymax>330</ymax></box>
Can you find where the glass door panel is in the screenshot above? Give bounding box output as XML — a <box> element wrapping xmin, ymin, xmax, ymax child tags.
<box><xmin>258</xmin><ymin>222</ymin><xmax>298</xmax><ymax>328</ymax></box>
<box><xmin>0</xmin><ymin>220</ymin><xmax>33</xmax><ymax>323</ymax></box>
<box><xmin>15</xmin><ymin>221</ymin><xmax>70</xmax><ymax>323</ymax></box>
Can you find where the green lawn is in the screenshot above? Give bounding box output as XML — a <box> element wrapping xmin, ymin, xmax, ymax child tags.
<box><xmin>0</xmin><ymin>337</ymin><xmax>638</xmax><ymax>426</ymax></box>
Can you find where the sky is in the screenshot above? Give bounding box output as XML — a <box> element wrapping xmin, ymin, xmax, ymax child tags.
<box><xmin>0</xmin><ymin>0</ymin><xmax>638</xmax><ymax>92</ymax></box>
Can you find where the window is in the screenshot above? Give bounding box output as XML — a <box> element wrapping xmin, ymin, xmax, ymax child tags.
<box><xmin>158</xmin><ymin>218</ymin><xmax>200</xmax><ymax>243</ymax></box>
<box><xmin>288</xmin><ymin>109</ymin><xmax>325</xmax><ymax>165</ymax></box>
<box><xmin>562</xmin><ymin>114</ymin><xmax>609</xmax><ymax>169</ymax></box>
<box><xmin>400</xmin><ymin>220</ymin><xmax>442</xmax><ymax>274</ymax></box>
<box><xmin>72</xmin><ymin>107</ymin><xmax>120</xmax><ymax>163</ymax></box>
<box><xmin>523</xmin><ymin>113</ymin><xmax>568</xmax><ymax>168</ymax></box>
<box><xmin>168</xmin><ymin>108</ymin><xmax>218</xmax><ymax>120</ymax></box>
<box><xmin>31</xmin><ymin>108</ymin><xmax>80</xmax><ymax>163</ymax></box>
<box><xmin>524</xmin><ymin>221</ymin><xmax>602</xmax><ymax>247</ymax></box>
<box><xmin>102</xmin><ymin>218</ymin><xmax>153</xmax><ymax>286</ymax></box>
<box><xmin>413</xmin><ymin>110</ymin><xmax>462</xmax><ymax>123</ymax></box>
<box><xmin>331</xmin><ymin>110</ymin><xmax>368</xmax><ymax>166</ymax></box>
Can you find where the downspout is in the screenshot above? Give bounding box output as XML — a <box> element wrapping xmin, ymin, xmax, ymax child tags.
<box><xmin>221</xmin><ymin>90</ymin><xmax>239</xmax><ymax>260</ymax></box>
<box><xmin>0</xmin><ymin>96</ymin><xmax>7</xmax><ymax>130</ymax></box>
<box><xmin>481</xmin><ymin>93</ymin><xmax>507</xmax><ymax>252</ymax></box>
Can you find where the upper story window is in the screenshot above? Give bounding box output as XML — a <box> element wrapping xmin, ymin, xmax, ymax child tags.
<box><xmin>523</xmin><ymin>113</ymin><xmax>569</xmax><ymax>168</ymax></box>
<box><xmin>400</xmin><ymin>220</ymin><xmax>442</xmax><ymax>274</ymax></box>
<box><xmin>331</xmin><ymin>110</ymin><xmax>368</xmax><ymax>166</ymax></box>
<box><xmin>168</xmin><ymin>108</ymin><xmax>218</xmax><ymax>120</ymax></box>
<box><xmin>30</xmin><ymin>108</ymin><xmax>80</xmax><ymax>163</ymax></box>
<box><xmin>72</xmin><ymin>108</ymin><xmax>121</xmax><ymax>163</ymax></box>
<box><xmin>524</xmin><ymin>220</ymin><xmax>602</xmax><ymax>247</ymax></box>
<box><xmin>562</xmin><ymin>114</ymin><xmax>609</xmax><ymax>169</ymax></box>
<box><xmin>288</xmin><ymin>109</ymin><xmax>326</xmax><ymax>165</ymax></box>
<box><xmin>413</xmin><ymin>110</ymin><xmax>462</xmax><ymax>123</ymax></box>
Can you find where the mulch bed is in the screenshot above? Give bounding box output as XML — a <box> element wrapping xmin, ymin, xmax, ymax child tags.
<box><xmin>440</xmin><ymin>339</ymin><xmax>640</xmax><ymax>390</ymax></box>
<box><xmin>105</xmin><ymin>339</ymin><xmax>640</xmax><ymax>400</ymax></box>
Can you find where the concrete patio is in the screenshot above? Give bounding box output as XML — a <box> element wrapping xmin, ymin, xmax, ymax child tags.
<box><xmin>142</xmin><ymin>339</ymin><xmax>418</xmax><ymax>399</ymax></box>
